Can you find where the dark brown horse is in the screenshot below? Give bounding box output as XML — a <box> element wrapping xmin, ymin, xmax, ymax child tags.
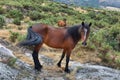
<box><xmin>57</xmin><ymin>18</ymin><xmax>67</xmax><ymax>27</ymax></box>
<box><xmin>20</xmin><ymin>22</ymin><xmax>92</xmax><ymax>73</ymax></box>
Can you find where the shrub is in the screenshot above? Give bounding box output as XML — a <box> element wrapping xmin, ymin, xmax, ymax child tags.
<box><xmin>13</xmin><ymin>18</ymin><xmax>21</xmax><ymax>25</ymax></box>
<box><xmin>7</xmin><ymin>10</ymin><xmax>23</xmax><ymax>19</ymax></box>
<box><xmin>90</xmin><ymin>23</ymin><xmax>120</xmax><ymax>52</ymax></box>
<box><xmin>9</xmin><ymin>31</ymin><xmax>19</xmax><ymax>42</ymax></box>
<box><xmin>77</xmin><ymin>14</ymin><xmax>87</xmax><ymax>21</ymax></box>
<box><xmin>98</xmin><ymin>52</ymin><xmax>110</xmax><ymax>62</ymax></box>
<box><xmin>0</xmin><ymin>15</ymin><xmax>5</xmax><ymax>28</ymax></box>
<box><xmin>17</xmin><ymin>26</ymin><xmax>23</xmax><ymax>30</ymax></box>
<box><xmin>103</xmin><ymin>17</ymin><xmax>116</xmax><ymax>25</ymax></box>
<box><xmin>0</xmin><ymin>7</ymin><xmax>5</xmax><ymax>14</ymax></box>
<box><xmin>59</xmin><ymin>8</ymin><xmax>78</xmax><ymax>15</ymax></box>
<box><xmin>29</xmin><ymin>11</ymin><xmax>46</xmax><ymax>20</ymax></box>
<box><xmin>105</xmin><ymin>25</ymin><xmax>120</xmax><ymax>51</ymax></box>
<box><xmin>41</xmin><ymin>6</ymin><xmax>53</xmax><ymax>12</ymax></box>
<box><xmin>89</xmin><ymin>29</ymin><xmax>112</xmax><ymax>54</ymax></box>
<box><xmin>95</xmin><ymin>20</ymin><xmax>109</xmax><ymax>28</ymax></box>
<box><xmin>17</xmin><ymin>34</ymin><xmax>26</xmax><ymax>42</ymax></box>
<box><xmin>87</xmin><ymin>11</ymin><xmax>96</xmax><ymax>19</ymax></box>
<box><xmin>8</xmin><ymin>58</ymin><xmax>17</xmax><ymax>67</ymax></box>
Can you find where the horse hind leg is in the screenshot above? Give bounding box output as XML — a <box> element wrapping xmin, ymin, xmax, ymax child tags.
<box><xmin>32</xmin><ymin>44</ymin><xmax>43</xmax><ymax>71</ymax></box>
<box><xmin>57</xmin><ymin>50</ymin><xmax>66</xmax><ymax>67</ymax></box>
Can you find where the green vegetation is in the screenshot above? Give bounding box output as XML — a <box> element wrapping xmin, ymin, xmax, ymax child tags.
<box><xmin>0</xmin><ymin>15</ymin><xmax>5</xmax><ymax>28</ymax></box>
<box><xmin>8</xmin><ymin>58</ymin><xmax>17</xmax><ymax>67</ymax></box>
<box><xmin>29</xmin><ymin>11</ymin><xmax>47</xmax><ymax>20</ymax></box>
<box><xmin>17</xmin><ymin>34</ymin><xmax>26</xmax><ymax>42</ymax></box>
<box><xmin>9</xmin><ymin>31</ymin><xmax>20</xmax><ymax>42</ymax></box>
<box><xmin>0</xmin><ymin>0</ymin><xmax>120</xmax><ymax>69</ymax></box>
<box><xmin>0</xmin><ymin>7</ymin><xmax>5</xmax><ymax>14</ymax></box>
<box><xmin>7</xmin><ymin>9</ymin><xmax>23</xmax><ymax>20</ymax></box>
<box><xmin>9</xmin><ymin>31</ymin><xmax>26</xmax><ymax>42</ymax></box>
<box><xmin>13</xmin><ymin>18</ymin><xmax>21</xmax><ymax>25</ymax></box>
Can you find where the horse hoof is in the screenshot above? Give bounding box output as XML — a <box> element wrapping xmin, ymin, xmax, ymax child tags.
<box><xmin>35</xmin><ymin>67</ymin><xmax>42</xmax><ymax>71</ymax></box>
<box><xmin>57</xmin><ymin>63</ymin><xmax>61</xmax><ymax>67</ymax></box>
<box><xmin>64</xmin><ymin>69</ymin><xmax>70</xmax><ymax>73</ymax></box>
<box><xmin>35</xmin><ymin>65</ymin><xmax>43</xmax><ymax>71</ymax></box>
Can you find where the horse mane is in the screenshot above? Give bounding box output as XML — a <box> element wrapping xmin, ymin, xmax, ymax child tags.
<box><xmin>67</xmin><ymin>25</ymin><xmax>81</xmax><ymax>43</ymax></box>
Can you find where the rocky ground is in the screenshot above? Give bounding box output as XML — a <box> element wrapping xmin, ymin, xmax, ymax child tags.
<box><xmin>0</xmin><ymin>38</ymin><xmax>120</xmax><ymax>80</ymax></box>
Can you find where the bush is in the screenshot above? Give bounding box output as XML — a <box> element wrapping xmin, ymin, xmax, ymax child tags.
<box><xmin>0</xmin><ymin>15</ymin><xmax>5</xmax><ymax>28</ymax></box>
<box><xmin>0</xmin><ymin>7</ymin><xmax>5</xmax><ymax>14</ymax></box>
<box><xmin>90</xmin><ymin>29</ymin><xmax>112</xmax><ymax>54</ymax></box>
<box><xmin>7</xmin><ymin>10</ymin><xmax>23</xmax><ymax>19</ymax></box>
<box><xmin>87</xmin><ymin>11</ymin><xmax>96</xmax><ymax>19</ymax></box>
<box><xmin>17</xmin><ymin>34</ymin><xmax>26</xmax><ymax>42</ymax></box>
<box><xmin>13</xmin><ymin>18</ymin><xmax>21</xmax><ymax>25</ymax></box>
<box><xmin>105</xmin><ymin>25</ymin><xmax>120</xmax><ymax>51</ymax></box>
<box><xmin>77</xmin><ymin>14</ymin><xmax>87</xmax><ymax>21</ymax></box>
<box><xmin>90</xmin><ymin>24</ymin><xmax>120</xmax><ymax>52</ymax></box>
<box><xmin>41</xmin><ymin>6</ymin><xmax>53</xmax><ymax>12</ymax></box>
<box><xmin>103</xmin><ymin>17</ymin><xmax>117</xmax><ymax>25</ymax></box>
<box><xmin>8</xmin><ymin>58</ymin><xmax>17</xmax><ymax>67</ymax></box>
<box><xmin>29</xmin><ymin>11</ymin><xmax>46</xmax><ymax>20</ymax></box>
<box><xmin>95</xmin><ymin>20</ymin><xmax>109</xmax><ymax>28</ymax></box>
<box><xmin>59</xmin><ymin>8</ymin><xmax>78</xmax><ymax>15</ymax></box>
<box><xmin>9</xmin><ymin>31</ymin><xmax>19</xmax><ymax>42</ymax></box>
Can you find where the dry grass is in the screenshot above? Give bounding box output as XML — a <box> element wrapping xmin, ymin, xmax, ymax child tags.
<box><xmin>72</xmin><ymin>50</ymin><xmax>101</xmax><ymax>64</ymax></box>
<box><xmin>0</xmin><ymin>29</ymin><xmax>26</xmax><ymax>40</ymax></box>
<box><xmin>14</xmin><ymin>51</ymin><xmax>34</xmax><ymax>65</ymax></box>
<box><xmin>73</xmin><ymin>7</ymin><xmax>87</xmax><ymax>13</ymax></box>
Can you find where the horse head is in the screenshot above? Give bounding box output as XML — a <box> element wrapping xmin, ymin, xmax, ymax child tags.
<box><xmin>79</xmin><ymin>22</ymin><xmax>92</xmax><ymax>46</ymax></box>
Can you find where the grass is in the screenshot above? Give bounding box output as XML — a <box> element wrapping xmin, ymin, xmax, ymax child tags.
<box><xmin>8</xmin><ymin>57</ymin><xmax>17</xmax><ymax>67</ymax></box>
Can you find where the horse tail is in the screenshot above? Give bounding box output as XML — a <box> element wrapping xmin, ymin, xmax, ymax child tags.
<box><xmin>19</xmin><ymin>26</ymin><xmax>42</xmax><ymax>46</ymax></box>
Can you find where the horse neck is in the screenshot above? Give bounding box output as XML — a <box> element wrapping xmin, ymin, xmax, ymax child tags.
<box><xmin>67</xmin><ymin>25</ymin><xmax>81</xmax><ymax>43</ymax></box>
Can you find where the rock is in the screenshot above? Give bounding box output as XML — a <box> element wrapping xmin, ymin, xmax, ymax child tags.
<box><xmin>0</xmin><ymin>43</ymin><xmax>16</xmax><ymax>58</ymax></box>
<box><xmin>0</xmin><ymin>61</ymin><xmax>35</xmax><ymax>80</ymax></box>
<box><xmin>5</xmin><ymin>18</ymin><xmax>14</xmax><ymax>24</ymax></box>
<box><xmin>0</xmin><ymin>39</ymin><xmax>120</xmax><ymax>80</ymax></box>
<box><xmin>69</xmin><ymin>61</ymin><xmax>120</xmax><ymax>80</ymax></box>
<box><xmin>0</xmin><ymin>62</ymin><xmax>19</xmax><ymax>80</ymax></box>
<box><xmin>39</xmin><ymin>54</ymin><xmax>54</xmax><ymax>66</ymax></box>
<box><xmin>44</xmin><ymin>77</ymin><xmax>65</xmax><ymax>80</ymax></box>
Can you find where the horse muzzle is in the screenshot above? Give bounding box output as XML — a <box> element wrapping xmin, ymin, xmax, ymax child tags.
<box><xmin>82</xmin><ymin>42</ymin><xmax>87</xmax><ymax>46</ymax></box>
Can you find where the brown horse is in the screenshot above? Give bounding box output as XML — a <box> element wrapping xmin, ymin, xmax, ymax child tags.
<box><xmin>57</xmin><ymin>18</ymin><xmax>67</xmax><ymax>27</ymax></box>
<box><xmin>20</xmin><ymin>22</ymin><xmax>92</xmax><ymax>73</ymax></box>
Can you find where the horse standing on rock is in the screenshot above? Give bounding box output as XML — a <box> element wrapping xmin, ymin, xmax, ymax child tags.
<box><xmin>20</xmin><ymin>22</ymin><xmax>92</xmax><ymax>73</ymax></box>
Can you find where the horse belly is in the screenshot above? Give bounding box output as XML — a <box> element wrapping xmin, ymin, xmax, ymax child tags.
<box><xmin>44</xmin><ymin>38</ymin><xmax>64</xmax><ymax>48</ymax></box>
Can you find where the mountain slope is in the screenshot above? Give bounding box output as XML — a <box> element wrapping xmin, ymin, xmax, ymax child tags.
<box><xmin>53</xmin><ymin>0</ymin><xmax>120</xmax><ymax>8</ymax></box>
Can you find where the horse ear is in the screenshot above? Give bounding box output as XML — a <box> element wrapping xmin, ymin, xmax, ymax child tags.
<box><xmin>89</xmin><ymin>22</ymin><xmax>92</xmax><ymax>27</ymax></box>
<box><xmin>82</xmin><ymin>22</ymin><xmax>84</xmax><ymax>26</ymax></box>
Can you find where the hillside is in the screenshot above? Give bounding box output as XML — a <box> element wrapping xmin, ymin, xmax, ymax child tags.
<box><xmin>100</xmin><ymin>0</ymin><xmax>120</xmax><ymax>8</ymax></box>
<box><xmin>53</xmin><ymin>0</ymin><xmax>100</xmax><ymax>8</ymax></box>
<box><xmin>0</xmin><ymin>39</ymin><xmax>120</xmax><ymax>80</ymax></box>
<box><xmin>0</xmin><ymin>0</ymin><xmax>120</xmax><ymax>77</ymax></box>
<box><xmin>53</xmin><ymin>0</ymin><xmax>120</xmax><ymax>8</ymax></box>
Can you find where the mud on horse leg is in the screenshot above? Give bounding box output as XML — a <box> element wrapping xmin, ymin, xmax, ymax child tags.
<box><xmin>32</xmin><ymin>44</ymin><xmax>42</xmax><ymax>71</ymax></box>
<box><xmin>57</xmin><ymin>50</ymin><xmax>66</xmax><ymax>67</ymax></box>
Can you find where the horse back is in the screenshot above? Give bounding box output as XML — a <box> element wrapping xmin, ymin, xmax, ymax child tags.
<box><xmin>32</xmin><ymin>23</ymin><xmax>48</xmax><ymax>38</ymax></box>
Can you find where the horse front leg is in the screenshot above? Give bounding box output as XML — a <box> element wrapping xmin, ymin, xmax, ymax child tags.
<box><xmin>64</xmin><ymin>51</ymin><xmax>71</xmax><ymax>73</ymax></box>
<box><xmin>32</xmin><ymin>44</ymin><xmax>42</xmax><ymax>71</ymax></box>
<box><xmin>57</xmin><ymin>50</ymin><xmax>66</xmax><ymax>67</ymax></box>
